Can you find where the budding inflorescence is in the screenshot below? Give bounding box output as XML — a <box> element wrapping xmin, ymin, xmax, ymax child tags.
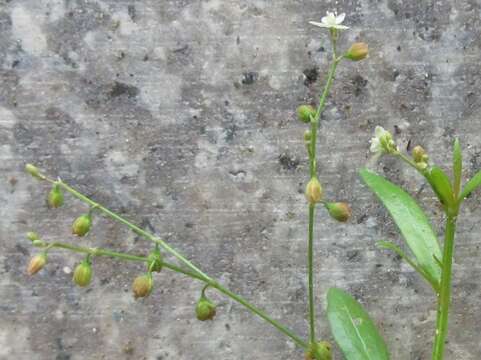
<box><xmin>27</xmin><ymin>253</ymin><xmax>47</xmax><ymax>276</ymax></box>
<box><xmin>196</xmin><ymin>290</ymin><xmax>217</xmax><ymax>321</ymax></box>
<box><xmin>412</xmin><ymin>145</ymin><xmax>429</xmax><ymax>170</ymax></box>
<box><xmin>48</xmin><ymin>183</ymin><xmax>64</xmax><ymax>208</ymax></box>
<box><xmin>370</xmin><ymin>126</ymin><xmax>398</xmax><ymax>156</ymax></box>
<box><xmin>132</xmin><ymin>273</ymin><xmax>153</xmax><ymax>299</ymax></box>
<box><xmin>73</xmin><ymin>259</ymin><xmax>93</xmax><ymax>287</ymax></box>
<box><xmin>305</xmin><ymin>177</ymin><xmax>323</xmax><ymax>205</ymax></box>
<box><xmin>72</xmin><ymin>214</ymin><xmax>92</xmax><ymax>237</ymax></box>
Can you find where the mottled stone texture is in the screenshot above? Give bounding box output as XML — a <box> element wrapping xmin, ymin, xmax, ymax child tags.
<box><xmin>1</xmin><ymin>0</ymin><xmax>481</xmax><ymax>359</ymax></box>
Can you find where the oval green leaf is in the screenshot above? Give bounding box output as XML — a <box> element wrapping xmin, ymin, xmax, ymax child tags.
<box><xmin>327</xmin><ymin>288</ymin><xmax>390</xmax><ymax>360</ymax></box>
<box><xmin>360</xmin><ymin>169</ymin><xmax>441</xmax><ymax>283</ymax></box>
<box><xmin>425</xmin><ymin>166</ymin><xmax>454</xmax><ymax>207</ymax></box>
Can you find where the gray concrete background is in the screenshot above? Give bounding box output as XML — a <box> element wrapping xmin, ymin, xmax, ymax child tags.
<box><xmin>1</xmin><ymin>0</ymin><xmax>481</xmax><ymax>359</ymax></box>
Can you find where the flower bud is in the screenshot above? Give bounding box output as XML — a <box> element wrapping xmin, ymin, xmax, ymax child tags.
<box><xmin>412</xmin><ymin>145</ymin><xmax>428</xmax><ymax>162</ymax></box>
<box><xmin>25</xmin><ymin>163</ymin><xmax>45</xmax><ymax>180</ymax></box>
<box><xmin>147</xmin><ymin>249</ymin><xmax>163</xmax><ymax>273</ymax></box>
<box><xmin>305</xmin><ymin>177</ymin><xmax>323</xmax><ymax>204</ymax></box>
<box><xmin>345</xmin><ymin>42</ymin><xmax>368</xmax><ymax>61</ymax></box>
<box><xmin>132</xmin><ymin>273</ymin><xmax>153</xmax><ymax>299</ymax></box>
<box><xmin>73</xmin><ymin>260</ymin><xmax>93</xmax><ymax>287</ymax></box>
<box><xmin>26</xmin><ymin>232</ymin><xmax>40</xmax><ymax>241</ymax></box>
<box><xmin>305</xmin><ymin>341</ymin><xmax>332</xmax><ymax>360</ymax></box>
<box><xmin>304</xmin><ymin>130</ymin><xmax>312</xmax><ymax>143</ymax></box>
<box><xmin>196</xmin><ymin>297</ymin><xmax>217</xmax><ymax>321</ymax></box>
<box><xmin>48</xmin><ymin>184</ymin><xmax>64</xmax><ymax>208</ymax></box>
<box><xmin>72</xmin><ymin>214</ymin><xmax>92</xmax><ymax>237</ymax></box>
<box><xmin>27</xmin><ymin>253</ymin><xmax>47</xmax><ymax>276</ymax></box>
<box><xmin>297</xmin><ymin>105</ymin><xmax>317</xmax><ymax>123</ymax></box>
<box><xmin>325</xmin><ymin>202</ymin><xmax>351</xmax><ymax>222</ymax></box>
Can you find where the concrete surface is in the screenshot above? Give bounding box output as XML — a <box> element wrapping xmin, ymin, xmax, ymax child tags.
<box><xmin>1</xmin><ymin>0</ymin><xmax>481</xmax><ymax>359</ymax></box>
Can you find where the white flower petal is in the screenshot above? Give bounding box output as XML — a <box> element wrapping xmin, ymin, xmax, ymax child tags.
<box><xmin>309</xmin><ymin>21</ymin><xmax>330</xmax><ymax>28</ymax></box>
<box><xmin>370</xmin><ymin>138</ymin><xmax>381</xmax><ymax>153</ymax></box>
<box><xmin>374</xmin><ymin>126</ymin><xmax>386</xmax><ymax>138</ymax></box>
<box><xmin>335</xmin><ymin>13</ymin><xmax>346</xmax><ymax>24</ymax></box>
<box><xmin>332</xmin><ymin>24</ymin><xmax>349</xmax><ymax>30</ymax></box>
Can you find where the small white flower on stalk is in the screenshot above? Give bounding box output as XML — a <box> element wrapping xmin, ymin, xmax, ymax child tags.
<box><xmin>309</xmin><ymin>11</ymin><xmax>349</xmax><ymax>30</ymax></box>
<box><xmin>370</xmin><ymin>126</ymin><xmax>399</xmax><ymax>155</ymax></box>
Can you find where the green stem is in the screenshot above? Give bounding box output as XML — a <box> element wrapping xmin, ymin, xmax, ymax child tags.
<box><xmin>432</xmin><ymin>213</ymin><xmax>457</xmax><ymax>360</ymax></box>
<box><xmin>39</xmin><ymin>177</ymin><xmax>307</xmax><ymax>349</ymax></box>
<box><xmin>51</xmin><ymin>241</ymin><xmax>306</xmax><ymax>348</ymax></box>
<box><xmin>306</xmin><ymin>48</ymin><xmax>341</xmax><ymax>345</ymax></box>
<box><xmin>308</xmin><ymin>204</ymin><xmax>316</xmax><ymax>344</ymax></box>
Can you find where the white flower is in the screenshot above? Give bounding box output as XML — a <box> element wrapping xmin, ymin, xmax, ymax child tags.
<box><xmin>370</xmin><ymin>126</ymin><xmax>398</xmax><ymax>155</ymax></box>
<box><xmin>309</xmin><ymin>11</ymin><xmax>349</xmax><ymax>30</ymax></box>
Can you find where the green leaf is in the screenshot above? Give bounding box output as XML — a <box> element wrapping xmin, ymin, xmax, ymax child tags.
<box><xmin>460</xmin><ymin>169</ymin><xmax>481</xmax><ymax>202</ymax></box>
<box><xmin>360</xmin><ymin>169</ymin><xmax>442</xmax><ymax>283</ymax></box>
<box><xmin>453</xmin><ymin>139</ymin><xmax>462</xmax><ymax>197</ymax></box>
<box><xmin>425</xmin><ymin>166</ymin><xmax>454</xmax><ymax>207</ymax></box>
<box><xmin>327</xmin><ymin>288</ymin><xmax>390</xmax><ymax>360</ymax></box>
<box><xmin>377</xmin><ymin>241</ymin><xmax>438</xmax><ymax>290</ymax></box>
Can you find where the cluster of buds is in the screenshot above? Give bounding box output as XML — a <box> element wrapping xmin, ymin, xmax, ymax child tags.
<box><xmin>370</xmin><ymin>126</ymin><xmax>399</xmax><ymax>156</ymax></box>
<box><xmin>305</xmin><ymin>341</ymin><xmax>332</xmax><ymax>360</ymax></box>
<box><xmin>412</xmin><ymin>145</ymin><xmax>429</xmax><ymax>170</ymax></box>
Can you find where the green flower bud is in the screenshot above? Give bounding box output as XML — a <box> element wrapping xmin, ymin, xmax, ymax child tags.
<box><xmin>147</xmin><ymin>249</ymin><xmax>163</xmax><ymax>273</ymax></box>
<box><xmin>132</xmin><ymin>273</ymin><xmax>153</xmax><ymax>299</ymax></box>
<box><xmin>196</xmin><ymin>296</ymin><xmax>217</xmax><ymax>321</ymax></box>
<box><xmin>325</xmin><ymin>202</ymin><xmax>352</xmax><ymax>222</ymax></box>
<box><xmin>25</xmin><ymin>163</ymin><xmax>45</xmax><ymax>180</ymax></box>
<box><xmin>297</xmin><ymin>105</ymin><xmax>317</xmax><ymax>123</ymax></box>
<box><xmin>305</xmin><ymin>341</ymin><xmax>332</xmax><ymax>360</ymax></box>
<box><xmin>27</xmin><ymin>253</ymin><xmax>47</xmax><ymax>276</ymax></box>
<box><xmin>73</xmin><ymin>260</ymin><xmax>93</xmax><ymax>287</ymax></box>
<box><xmin>72</xmin><ymin>214</ymin><xmax>92</xmax><ymax>237</ymax></box>
<box><xmin>304</xmin><ymin>130</ymin><xmax>312</xmax><ymax>143</ymax></box>
<box><xmin>305</xmin><ymin>177</ymin><xmax>323</xmax><ymax>204</ymax></box>
<box><xmin>48</xmin><ymin>184</ymin><xmax>64</xmax><ymax>208</ymax></box>
<box><xmin>26</xmin><ymin>232</ymin><xmax>40</xmax><ymax>241</ymax></box>
<box><xmin>344</xmin><ymin>42</ymin><xmax>369</xmax><ymax>61</ymax></box>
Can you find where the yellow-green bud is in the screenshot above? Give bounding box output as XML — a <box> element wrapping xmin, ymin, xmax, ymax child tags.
<box><xmin>72</xmin><ymin>214</ymin><xmax>92</xmax><ymax>237</ymax></box>
<box><xmin>325</xmin><ymin>202</ymin><xmax>352</xmax><ymax>222</ymax></box>
<box><xmin>27</xmin><ymin>232</ymin><xmax>40</xmax><ymax>241</ymax></box>
<box><xmin>196</xmin><ymin>297</ymin><xmax>217</xmax><ymax>321</ymax></box>
<box><xmin>345</xmin><ymin>42</ymin><xmax>369</xmax><ymax>61</ymax></box>
<box><xmin>297</xmin><ymin>105</ymin><xmax>316</xmax><ymax>123</ymax></box>
<box><xmin>412</xmin><ymin>145</ymin><xmax>428</xmax><ymax>162</ymax></box>
<box><xmin>147</xmin><ymin>249</ymin><xmax>163</xmax><ymax>273</ymax></box>
<box><xmin>48</xmin><ymin>184</ymin><xmax>64</xmax><ymax>208</ymax></box>
<box><xmin>305</xmin><ymin>341</ymin><xmax>332</xmax><ymax>360</ymax></box>
<box><xmin>25</xmin><ymin>163</ymin><xmax>45</xmax><ymax>180</ymax></box>
<box><xmin>304</xmin><ymin>130</ymin><xmax>312</xmax><ymax>143</ymax></box>
<box><xmin>73</xmin><ymin>260</ymin><xmax>93</xmax><ymax>287</ymax></box>
<box><xmin>132</xmin><ymin>274</ymin><xmax>153</xmax><ymax>299</ymax></box>
<box><xmin>305</xmin><ymin>177</ymin><xmax>323</xmax><ymax>204</ymax></box>
<box><xmin>27</xmin><ymin>253</ymin><xmax>47</xmax><ymax>276</ymax></box>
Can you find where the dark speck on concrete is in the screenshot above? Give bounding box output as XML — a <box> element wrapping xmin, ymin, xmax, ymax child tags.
<box><xmin>303</xmin><ymin>66</ymin><xmax>318</xmax><ymax>86</ymax></box>
<box><xmin>109</xmin><ymin>81</ymin><xmax>139</xmax><ymax>98</ymax></box>
<box><xmin>279</xmin><ymin>153</ymin><xmax>299</xmax><ymax>171</ymax></box>
<box><xmin>241</xmin><ymin>71</ymin><xmax>258</xmax><ymax>85</ymax></box>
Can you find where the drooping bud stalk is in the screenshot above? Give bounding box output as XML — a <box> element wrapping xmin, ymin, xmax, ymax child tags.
<box><xmin>196</xmin><ymin>288</ymin><xmax>217</xmax><ymax>321</ymax></box>
<box><xmin>305</xmin><ymin>341</ymin><xmax>332</xmax><ymax>360</ymax></box>
<box><xmin>344</xmin><ymin>42</ymin><xmax>368</xmax><ymax>61</ymax></box>
<box><xmin>132</xmin><ymin>273</ymin><xmax>153</xmax><ymax>299</ymax></box>
<box><xmin>73</xmin><ymin>259</ymin><xmax>93</xmax><ymax>287</ymax></box>
<box><xmin>412</xmin><ymin>145</ymin><xmax>429</xmax><ymax>170</ymax></box>
<box><xmin>25</xmin><ymin>163</ymin><xmax>45</xmax><ymax>180</ymax></box>
<box><xmin>147</xmin><ymin>248</ymin><xmax>163</xmax><ymax>273</ymax></box>
<box><xmin>47</xmin><ymin>183</ymin><xmax>64</xmax><ymax>208</ymax></box>
<box><xmin>325</xmin><ymin>202</ymin><xmax>352</xmax><ymax>222</ymax></box>
<box><xmin>27</xmin><ymin>253</ymin><xmax>47</xmax><ymax>276</ymax></box>
<box><xmin>72</xmin><ymin>214</ymin><xmax>92</xmax><ymax>237</ymax></box>
<box><xmin>26</xmin><ymin>232</ymin><xmax>40</xmax><ymax>242</ymax></box>
<box><xmin>297</xmin><ymin>105</ymin><xmax>317</xmax><ymax>123</ymax></box>
<box><xmin>305</xmin><ymin>177</ymin><xmax>323</xmax><ymax>204</ymax></box>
